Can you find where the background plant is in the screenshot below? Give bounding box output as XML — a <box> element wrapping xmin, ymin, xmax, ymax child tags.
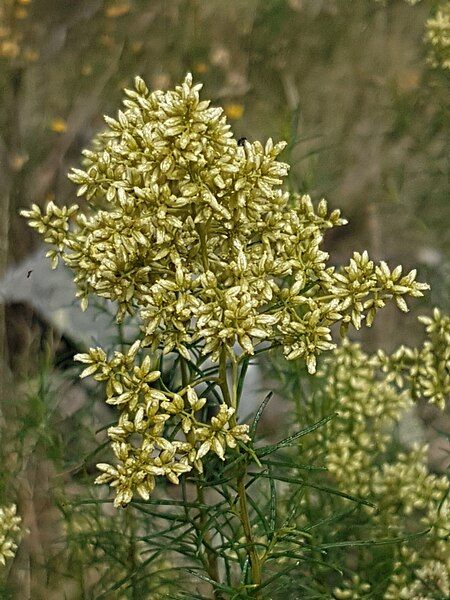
<box><xmin>271</xmin><ymin>309</ymin><xmax>449</xmax><ymax>598</ymax></box>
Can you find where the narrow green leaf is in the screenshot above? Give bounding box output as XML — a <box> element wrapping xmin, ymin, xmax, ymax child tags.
<box><xmin>186</xmin><ymin>569</ymin><xmax>236</xmax><ymax>593</ymax></box>
<box><xmin>268</xmin><ymin>465</ymin><xmax>277</xmax><ymax>537</ymax></box>
<box><xmin>316</xmin><ymin>528</ymin><xmax>430</xmax><ymax>550</ymax></box>
<box><xmin>248</xmin><ymin>472</ymin><xmax>376</xmax><ymax>508</ymax></box>
<box><xmin>303</xmin><ymin>506</ymin><xmax>359</xmax><ymax>532</ymax></box>
<box><xmin>261</xmin><ymin>457</ymin><xmax>326</xmax><ymax>472</ymax></box>
<box><xmin>249</xmin><ymin>391</ymin><xmax>273</xmax><ymax>438</ymax></box>
<box><xmin>237</xmin><ymin>355</ymin><xmax>250</xmax><ymax>407</ymax></box>
<box><xmin>255</xmin><ymin>413</ymin><xmax>336</xmax><ymax>457</ymax></box>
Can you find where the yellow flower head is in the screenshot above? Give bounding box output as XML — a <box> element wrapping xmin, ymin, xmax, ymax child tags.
<box><xmin>50</xmin><ymin>118</ymin><xmax>67</xmax><ymax>133</ymax></box>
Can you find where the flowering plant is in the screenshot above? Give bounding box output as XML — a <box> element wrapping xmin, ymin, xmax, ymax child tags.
<box><xmin>22</xmin><ymin>75</ymin><xmax>438</xmax><ymax>596</ymax></box>
<box><xmin>0</xmin><ymin>504</ymin><xmax>22</xmax><ymax>568</ymax></box>
<box><xmin>273</xmin><ymin>310</ymin><xmax>449</xmax><ymax>598</ymax></box>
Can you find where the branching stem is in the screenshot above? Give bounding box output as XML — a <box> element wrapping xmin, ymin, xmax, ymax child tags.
<box><xmin>220</xmin><ymin>347</ymin><xmax>262</xmax><ymax>597</ymax></box>
<box><xmin>196</xmin><ymin>483</ymin><xmax>223</xmax><ymax>600</ymax></box>
<box><xmin>181</xmin><ymin>355</ymin><xmax>222</xmax><ymax>599</ymax></box>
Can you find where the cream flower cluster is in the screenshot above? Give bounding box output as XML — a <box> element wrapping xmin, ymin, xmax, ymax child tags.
<box><xmin>76</xmin><ymin>341</ymin><xmax>249</xmax><ymax>506</ymax></box>
<box><xmin>426</xmin><ymin>1</ymin><xmax>450</xmax><ymax>70</ymax></box>
<box><xmin>333</xmin><ymin>575</ymin><xmax>371</xmax><ymax>600</ymax></box>
<box><xmin>0</xmin><ymin>504</ymin><xmax>22</xmax><ymax>567</ymax></box>
<box><xmin>22</xmin><ymin>75</ymin><xmax>428</xmax><ymax>507</ymax></box>
<box><xmin>312</xmin><ymin>340</ymin><xmax>413</xmax><ymax>497</ymax></box>
<box><xmin>386</xmin><ymin>553</ymin><xmax>450</xmax><ymax>599</ymax></box>
<box><xmin>375</xmin><ymin>308</ymin><xmax>450</xmax><ymax>410</ymax></box>
<box><xmin>312</xmin><ymin>312</ymin><xmax>448</xmax><ymax>498</ymax></box>
<box><xmin>382</xmin><ymin>470</ymin><xmax>450</xmax><ymax>599</ymax></box>
<box><xmin>23</xmin><ymin>74</ymin><xmax>427</xmax><ymax>369</ymax></box>
<box><xmin>308</xmin><ymin>320</ymin><xmax>449</xmax><ymax>599</ymax></box>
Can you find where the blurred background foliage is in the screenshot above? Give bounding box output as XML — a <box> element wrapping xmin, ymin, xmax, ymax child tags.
<box><xmin>0</xmin><ymin>0</ymin><xmax>448</xmax><ymax>597</ymax></box>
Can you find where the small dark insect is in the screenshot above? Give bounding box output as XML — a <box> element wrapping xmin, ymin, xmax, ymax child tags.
<box><xmin>237</xmin><ymin>137</ymin><xmax>247</xmax><ymax>147</ymax></box>
<box><xmin>26</xmin><ymin>270</ymin><xmax>33</xmax><ymax>278</ymax></box>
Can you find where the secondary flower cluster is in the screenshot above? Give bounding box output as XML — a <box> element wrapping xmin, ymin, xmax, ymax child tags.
<box><xmin>311</xmin><ymin>339</ymin><xmax>413</xmax><ymax>497</ymax></box>
<box><xmin>76</xmin><ymin>341</ymin><xmax>249</xmax><ymax>507</ymax></box>
<box><xmin>425</xmin><ymin>1</ymin><xmax>450</xmax><ymax>70</ymax></box>
<box><xmin>375</xmin><ymin>308</ymin><xmax>450</xmax><ymax>410</ymax></box>
<box><xmin>375</xmin><ymin>0</ymin><xmax>449</xmax><ymax>71</ymax></box>
<box><xmin>22</xmin><ymin>75</ymin><xmax>428</xmax><ymax>506</ymax></box>
<box><xmin>0</xmin><ymin>504</ymin><xmax>22</xmax><ymax>567</ymax></box>
<box><xmin>304</xmin><ymin>315</ymin><xmax>449</xmax><ymax>599</ymax></box>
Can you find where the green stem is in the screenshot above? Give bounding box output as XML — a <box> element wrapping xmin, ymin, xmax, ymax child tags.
<box><xmin>180</xmin><ymin>353</ymin><xmax>189</xmax><ymax>387</ymax></box>
<box><xmin>181</xmin><ymin>355</ymin><xmax>222</xmax><ymax>597</ymax></box>
<box><xmin>196</xmin><ymin>482</ymin><xmax>223</xmax><ymax>600</ymax></box>
<box><xmin>125</xmin><ymin>508</ymin><xmax>139</xmax><ymax>599</ymax></box>
<box><xmin>221</xmin><ymin>348</ymin><xmax>262</xmax><ymax>596</ymax></box>
<box><xmin>219</xmin><ymin>346</ymin><xmax>232</xmax><ymax>409</ymax></box>
<box><xmin>236</xmin><ymin>472</ymin><xmax>262</xmax><ymax>597</ymax></box>
<box><xmin>183</xmin><ymin>375</ymin><xmax>220</xmax><ymax>390</ymax></box>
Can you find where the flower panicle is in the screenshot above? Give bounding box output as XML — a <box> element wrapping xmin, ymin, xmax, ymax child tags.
<box><xmin>22</xmin><ymin>74</ymin><xmax>431</xmax><ymax>506</ymax></box>
<box><xmin>0</xmin><ymin>504</ymin><xmax>23</xmax><ymax>567</ymax></box>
